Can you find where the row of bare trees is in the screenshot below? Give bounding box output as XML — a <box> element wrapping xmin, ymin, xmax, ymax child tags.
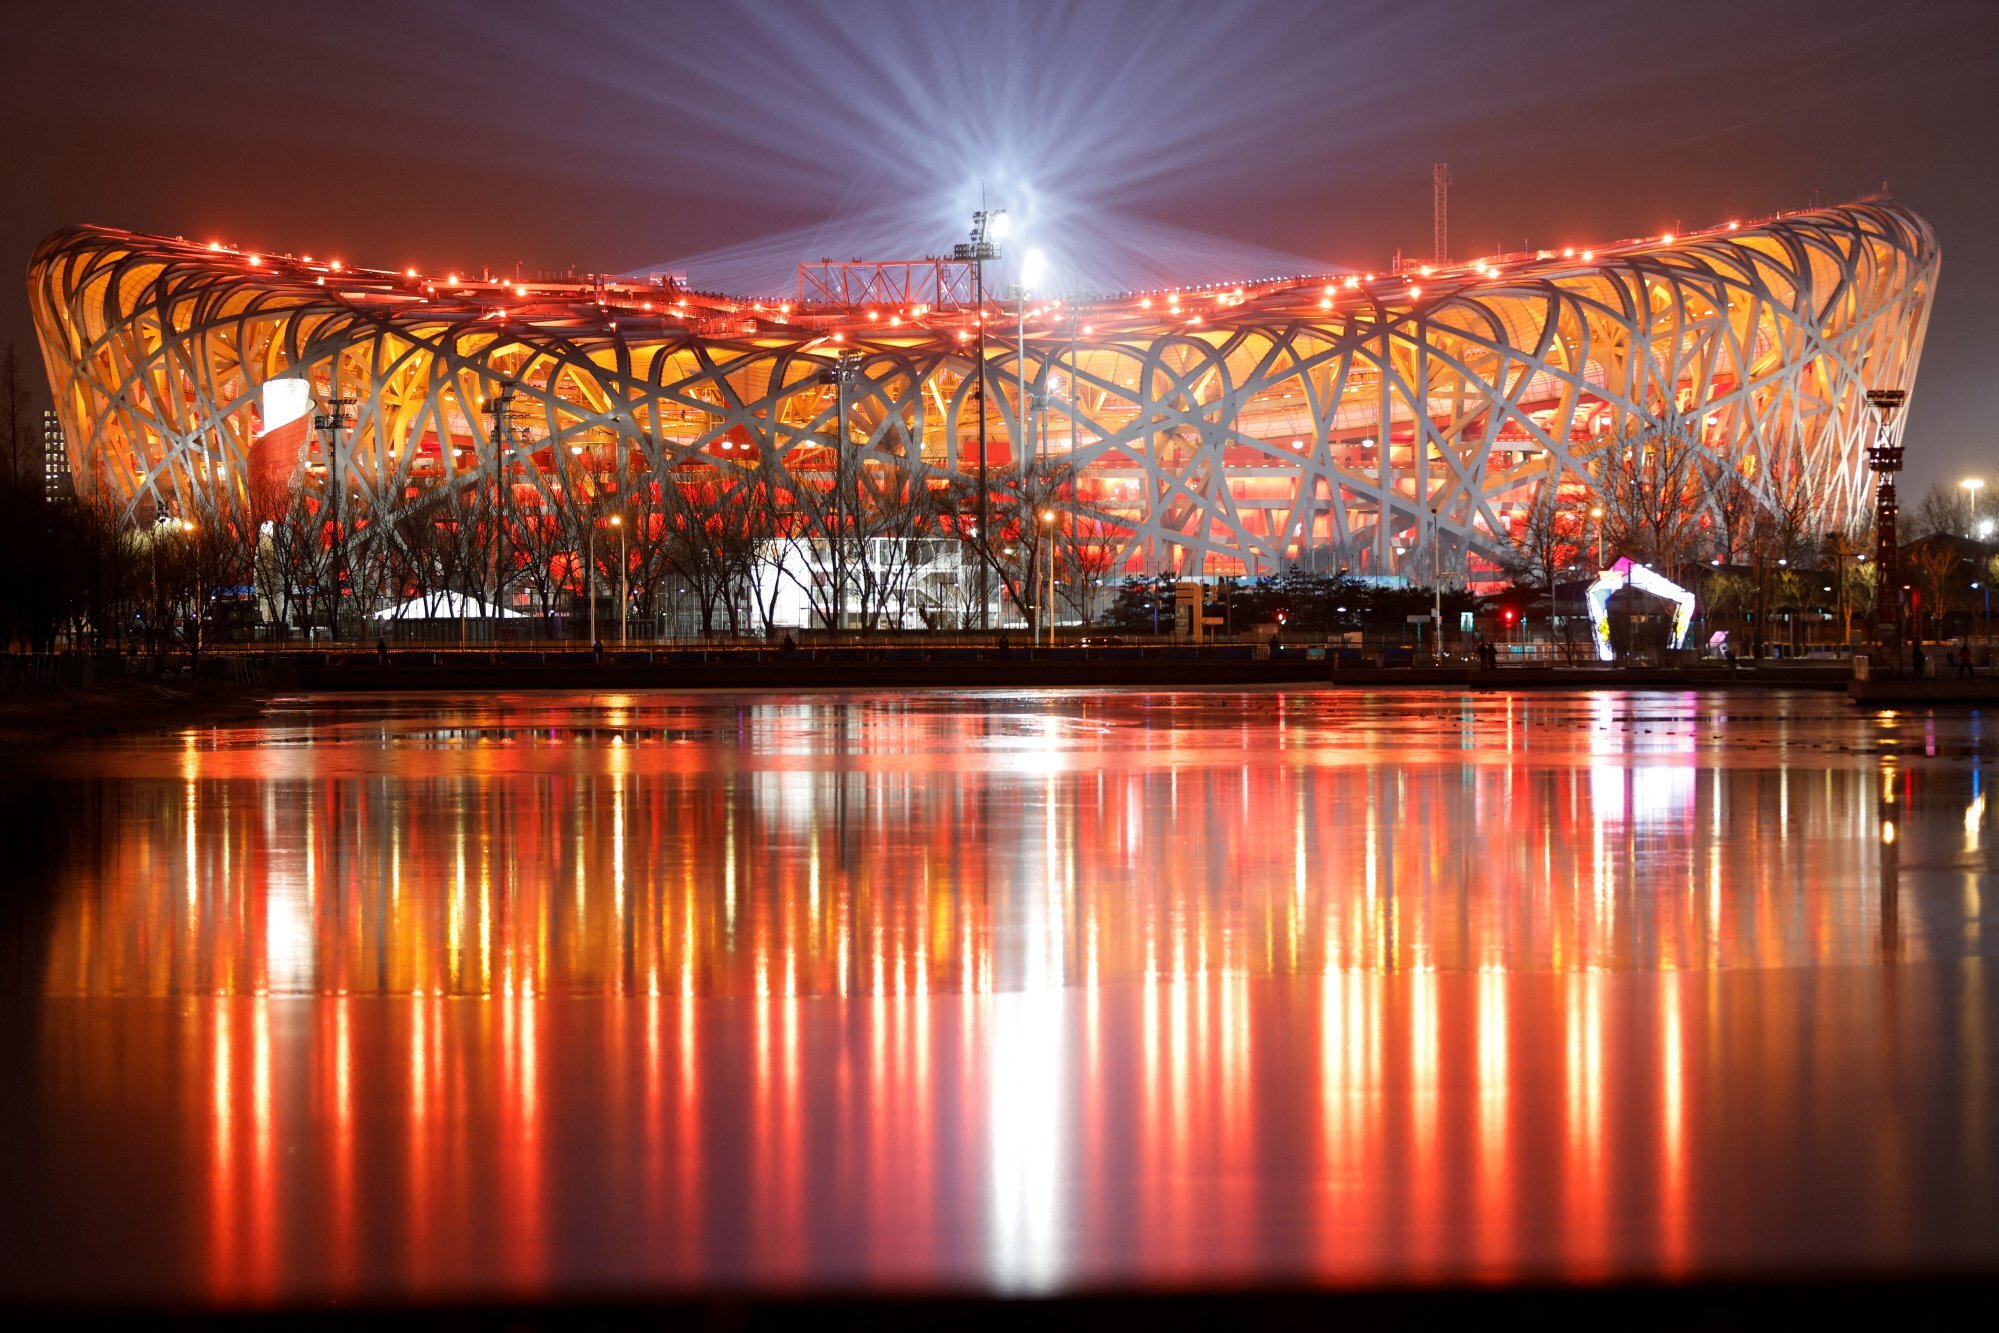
<box><xmin>1499</xmin><ymin>418</ymin><xmax>1880</xmax><ymax>650</ymax></box>
<box><xmin>225</xmin><ymin>448</ymin><xmax>1132</xmax><ymax>641</ymax></box>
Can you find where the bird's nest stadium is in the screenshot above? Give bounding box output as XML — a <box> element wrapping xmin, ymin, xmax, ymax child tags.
<box><xmin>29</xmin><ymin>199</ymin><xmax>1936</xmax><ymax>613</ymax></box>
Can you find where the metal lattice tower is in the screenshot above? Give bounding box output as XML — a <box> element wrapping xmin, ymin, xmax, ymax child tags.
<box><xmin>1865</xmin><ymin>387</ymin><xmax>1909</xmax><ymax>636</ymax></box>
<box><xmin>1432</xmin><ymin>162</ymin><xmax>1450</xmax><ymax>265</ymax></box>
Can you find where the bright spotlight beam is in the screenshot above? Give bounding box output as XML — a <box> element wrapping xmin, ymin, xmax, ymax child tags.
<box><xmin>1021</xmin><ymin>247</ymin><xmax>1047</xmax><ymax>290</ymax></box>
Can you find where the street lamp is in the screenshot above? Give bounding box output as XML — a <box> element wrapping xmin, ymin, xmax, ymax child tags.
<box><xmin>1039</xmin><ymin>507</ymin><xmax>1057</xmax><ymax>647</ymax></box>
<box><xmin>953</xmin><ymin>208</ymin><xmax>1005</xmax><ymax>629</ymax></box>
<box><xmin>313</xmin><ymin>394</ymin><xmax>357</xmax><ymax>638</ymax></box>
<box><xmin>610</xmin><ymin>514</ymin><xmax>627</xmax><ymax>644</ymax></box>
<box><xmin>1429</xmin><ymin>505</ymin><xmax>1442</xmax><ymax>657</ymax></box>
<box><xmin>1590</xmin><ymin>505</ymin><xmax>1605</xmax><ymax>569</ymax></box>
<box><xmin>586</xmin><ymin>514</ymin><xmax>599</xmax><ymax>647</ymax></box>
<box><xmin>1963</xmin><ymin>477</ymin><xmax>1986</xmax><ymax>537</ymax></box>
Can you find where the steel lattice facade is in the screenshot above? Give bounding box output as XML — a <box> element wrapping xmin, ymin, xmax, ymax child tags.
<box><xmin>30</xmin><ymin>200</ymin><xmax>1936</xmax><ymax>584</ymax></box>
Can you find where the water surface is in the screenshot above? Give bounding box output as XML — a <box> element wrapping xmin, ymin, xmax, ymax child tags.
<box><xmin>1</xmin><ymin>688</ymin><xmax>1994</xmax><ymax>1305</ymax></box>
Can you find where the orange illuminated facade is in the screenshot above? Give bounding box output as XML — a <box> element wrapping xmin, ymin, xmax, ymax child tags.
<box><xmin>31</xmin><ymin>200</ymin><xmax>1934</xmax><ymax>583</ymax></box>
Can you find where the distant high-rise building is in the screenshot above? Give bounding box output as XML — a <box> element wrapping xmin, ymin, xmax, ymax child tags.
<box><xmin>43</xmin><ymin>408</ymin><xmax>71</xmax><ymax>502</ymax></box>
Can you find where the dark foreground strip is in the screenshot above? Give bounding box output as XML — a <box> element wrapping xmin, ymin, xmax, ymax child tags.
<box><xmin>13</xmin><ymin>1272</ymin><xmax>1997</xmax><ymax>1329</ymax></box>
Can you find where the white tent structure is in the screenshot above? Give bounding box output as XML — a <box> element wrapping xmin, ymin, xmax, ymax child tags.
<box><xmin>370</xmin><ymin>593</ymin><xmax>526</xmax><ymax>621</ymax></box>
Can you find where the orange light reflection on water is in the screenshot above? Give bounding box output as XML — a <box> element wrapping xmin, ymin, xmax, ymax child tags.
<box><xmin>21</xmin><ymin>691</ymin><xmax>1994</xmax><ymax>1303</ymax></box>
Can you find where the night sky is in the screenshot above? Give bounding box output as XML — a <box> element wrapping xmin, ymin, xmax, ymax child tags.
<box><xmin>6</xmin><ymin>0</ymin><xmax>1994</xmax><ymax>492</ymax></box>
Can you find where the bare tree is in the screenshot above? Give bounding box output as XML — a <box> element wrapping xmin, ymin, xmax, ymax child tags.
<box><xmin>509</xmin><ymin>498</ymin><xmax>579</xmax><ymax>632</ymax></box>
<box><xmin>613</xmin><ymin>477</ymin><xmax>676</xmax><ymax>637</ymax></box>
<box><xmin>1700</xmin><ymin>457</ymin><xmax>1759</xmax><ymax>564</ymax></box>
<box><xmin>50</xmin><ymin>496</ymin><xmax>139</xmax><ymax>651</ymax></box>
<box><xmin>1743</xmin><ymin>442</ymin><xmax>1825</xmax><ymax>655</ymax></box>
<box><xmin>1906</xmin><ymin>481</ymin><xmax>1974</xmax><ymax>540</ymax></box>
<box><xmin>775</xmin><ymin>450</ymin><xmax>948</xmax><ymax>633</ymax></box>
<box><xmin>1700</xmin><ymin>568</ymin><xmax>1755</xmax><ymax>649</ymax></box>
<box><xmin>659</xmin><ymin>468</ymin><xmax>770</xmax><ymax>637</ymax></box>
<box><xmin>1905</xmin><ymin>540</ymin><xmax>1963</xmax><ymax>646</ymax></box>
<box><xmin>428</xmin><ymin>472</ymin><xmax>514</xmax><ymax>631</ymax></box>
<box><xmin>257</xmin><ymin>484</ymin><xmax>343</xmax><ymax>639</ymax></box>
<box><xmin>1591</xmin><ymin>415</ymin><xmax>1708</xmax><ymax>578</ymax></box>
<box><xmin>848</xmin><ymin>469</ymin><xmax>947</xmax><ymax>632</ymax></box>
<box><xmin>0</xmin><ymin>345</ymin><xmax>37</xmax><ymax>494</ymax></box>
<box><xmin>1820</xmin><ymin>523</ymin><xmax>1873</xmax><ymax>646</ymax></box>
<box><xmin>953</xmin><ymin>460</ymin><xmax>1077</xmax><ymax>634</ymax></box>
<box><xmin>1060</xmin><ymin>514</ymin><xmax>1125</xmax><ymax>624</ymax></box>
<box><xmin>1497</xmin><ymin>481</ymin><xmax>1584</xmax><ymax>606</ymax></box>
<box><xmin>174</xmin><ymin>517</ymin><xmax>254</xmax><ymax>665</ymax></box>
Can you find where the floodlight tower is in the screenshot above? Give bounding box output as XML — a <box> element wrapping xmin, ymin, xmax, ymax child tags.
<box><xmin>1866</xmin><ymin>387</ymin><xmax>1908</xmax><ymax>640</ymax></box>
<box><xmin>954</xmin><ymin>208</ymin><xmax>1004</xmax><ymax>628</ymax></box>
<box><xmin>483</xmin><ymin>378</ymin><xmax>520</xmax><ymax>620</ymax></box>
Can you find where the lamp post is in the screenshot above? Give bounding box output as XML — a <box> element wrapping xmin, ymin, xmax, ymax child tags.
<box><xmin>611</xmin><ymin>514</ymin><xmax>627</xmax><ymax>644</ymax></box>
<box><xmin>1429</xmin><ymin>505</ymin><xmax>1442</xmax><ymax>658</ymax></box>
<box><xmin>313</xmin><ymin>394</ymin><xmax>356</xmax><ymax>638</ymax></box>
<box><xmin>1040</xmin><ymin>507</ymin><xmax>1057</xmax><ymax>647</ymax></box>
<box><xmin>1963</xmin><ymin>478</ymin><xmax>1995</xmax><ymax>643</ymax></box>
<box><xmin>1590</xmin><ymin>504</ymin><xmax>1605</xmax><ymax>570</ymax></box>
<box><xmin>179</xmin><ymin>519</ymin><xmax>201</xmax><ymax>659</ymax></box>
<box><xmin>586</xmin><ymin>516</ymin><xmax>598</xmax><ymax>647</ymax></box>
<box><xmin>1823</xmin><ymin>529</ymin><xmax>1854</xmax><ymax>648</ymax></box>
<box><xmin>954</xmin><ymin>208</ymin><xmax>1004</xmax><ymax>629</ymax></box>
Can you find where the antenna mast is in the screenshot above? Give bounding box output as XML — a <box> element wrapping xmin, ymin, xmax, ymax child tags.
<box><xmin>1432</xmin><ymin>162</ymin><xmax>1450</xmax><ymax>265</ymax></box>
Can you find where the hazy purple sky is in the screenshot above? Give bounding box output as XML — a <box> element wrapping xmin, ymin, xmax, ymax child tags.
<box><xmin>6</xmin><ymin>0</ymin><xmax>1994</xmax><ymax>491</ymax></box>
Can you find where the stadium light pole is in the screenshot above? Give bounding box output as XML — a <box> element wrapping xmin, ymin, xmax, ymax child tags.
<box><xmin>312</xmin><ymin>393</ymin><xmax>356</xmax><ymax>639</ymax></box>
<box><xmin>954</xmin><ymin>208</ymin><xmax>1003</xmax><ymax>629</ymax></box>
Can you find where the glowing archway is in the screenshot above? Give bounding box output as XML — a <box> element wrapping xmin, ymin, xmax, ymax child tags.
<box><xmin>1587</xmin><ymin>558</ymin><xmax>1695</xmax><ymax>662</ymax></box>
